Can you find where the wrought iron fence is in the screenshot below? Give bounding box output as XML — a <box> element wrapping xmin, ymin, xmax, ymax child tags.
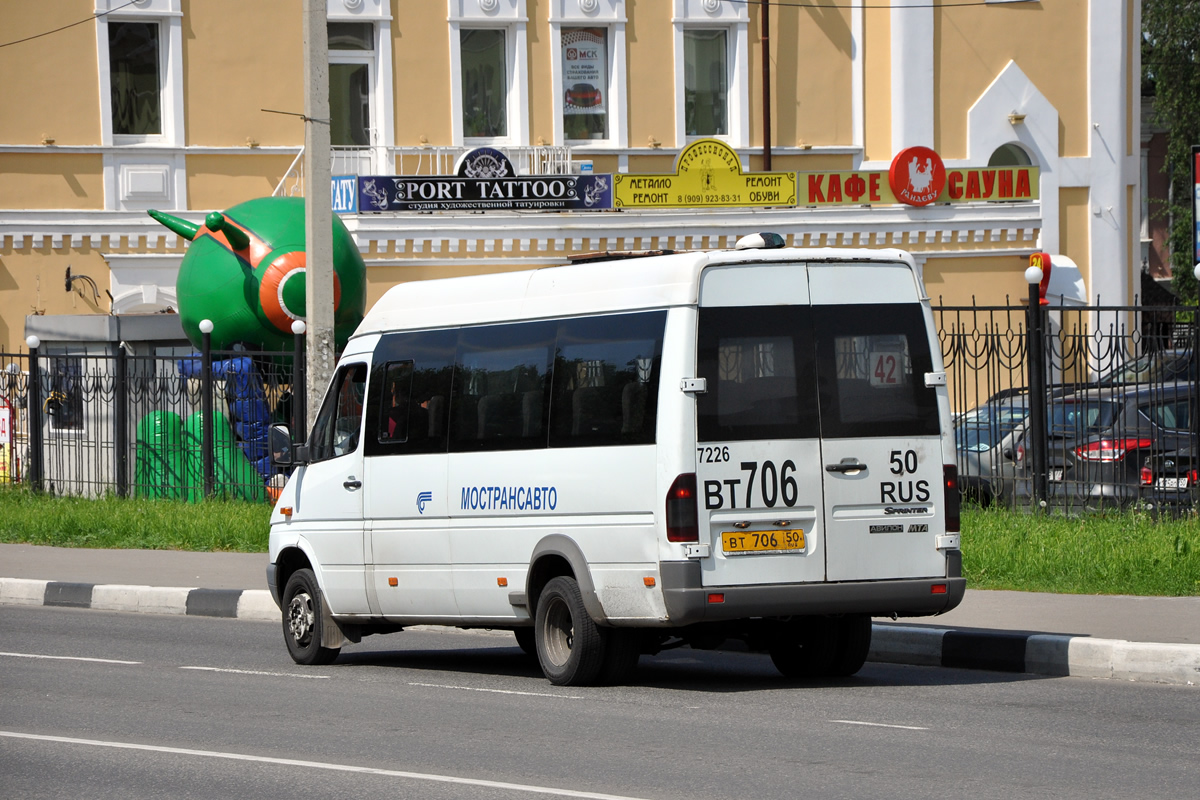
<box><xmin>3</xmin><ymin>298</ymin><xmax>1200</xmax><ymax>513</ymax></box>
<box><xmin>937</xmin><ymin>298</ymin><xmax>1200</xmax><ymax>513</ymax></box>
<box><xmin>0</xmin><ymin>347</ymin><xmax>300</xmax><ymax>501</ymax></box>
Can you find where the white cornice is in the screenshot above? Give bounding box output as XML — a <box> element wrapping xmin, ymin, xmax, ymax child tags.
<box><xmin>0</xmin><ymin>203</ymin><xmax>1042</xmax><ymax>254</ymax></box>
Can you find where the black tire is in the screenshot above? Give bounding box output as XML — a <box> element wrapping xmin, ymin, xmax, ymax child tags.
<box><xmin>597</xmin><ymin>628</ymin><xmax>641</xmax><ymax>685</ymax></box>
<box><xmin>828</xmin><ymin>614</ymin><xmax>872</xmax><ymax>677</ymax></box>
<box><xmin>513</xmin><ymin>627</ymin><xmax>537</xmax><ymax>657</ymax></box>
<box><xmin>534</xmin><ymin>576</ymin><xmax>605</xmax><ymax>686</ymax></box>
<box><xmin>768</xmin><ymin>617</ymin><xmax>838</xmax><ymax>679</ymax></box>
<box><xmin>281</xmin><ymin>568</ymin><xmax>340</xmax><ymax>666</ymax></box>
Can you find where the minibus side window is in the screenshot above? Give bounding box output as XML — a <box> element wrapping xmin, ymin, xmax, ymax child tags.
<box><xmin>450</xmin><ymin>321</ymin><xmax>556</xmax><ymax>452</ymax></box>
<box><xmin>550</xmin><ymin>311</ymin><xmax>665</xmax><ymax>447</ymax></box>
<box><xmin>309</xmin><ymin>363</ymin><xmax>367</xmax><ymax>462</ymax></box>
<box><xmin>378</xmin><ymin>361</ymin><xmax>414</xmax><ymax>443</ymax></box>
<box><xmin>697</xmin><ymin>306</ymin><xmax>820</xmax><ymax>442</ymax></box>
<box><xmin>365</xmin><ymin>330</ymin><xmax>457</xmax><ymax>456</ymax></box>
<box><xmin>812</xmin><ymin>304</ymin><xmax>939</xmax><ymax>438</ymax></box>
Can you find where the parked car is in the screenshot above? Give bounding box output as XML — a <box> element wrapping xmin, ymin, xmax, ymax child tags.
<box><xmin>1140</xmin><ymin>446</ymin><xmax>1200</xmax><ymax>510</ymax></box>
<box><xmin>1095</xmin><ymin>348</ymin><xmax>1195</xmax><ymax>388</ymax></box>
<box><xmin>1011</xmin><ymin>383</ymin><xmax>1198</xmax><ymax>508</ymax></box>
<box><xmin>954</xmin><ymin>395</ymin><xmax>1029</xmax><ymax>506</ymax></box>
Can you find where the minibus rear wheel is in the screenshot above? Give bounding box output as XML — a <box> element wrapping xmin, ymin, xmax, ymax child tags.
<box><xmin>768</xmin><ymin>617</ymin><xmax>838</xmax><ymax>678</ymax></box>
<box><xmin>282</xmin><ymin>569</ymin><xmax>341</xmax><ymax>666</ymax></box>
<box><xmin>535</xmin><ymin>576</ymin><xmax>605</xmax><ymax>686</ymax></box>
<box><xmin>828</xmin><ymin>614</ymin><xmax>872</xmax><ymax>677</ymax></box>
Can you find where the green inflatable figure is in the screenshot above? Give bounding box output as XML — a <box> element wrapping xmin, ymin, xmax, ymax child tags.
<box><xmin>148</xmin><ymin>197</ymin><xmax>366</xmax><ymax>351</ymax></box>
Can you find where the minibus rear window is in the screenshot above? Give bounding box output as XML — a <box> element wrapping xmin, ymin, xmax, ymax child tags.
<box><xmin>812</xmin><ymin>304</ymin><xmax>940</xmax><ymax>439</ymax></box>
<box><xmin>697</xmin><ymin>306</ymin><xmax>820</xmax><ymax>442</ymax></box>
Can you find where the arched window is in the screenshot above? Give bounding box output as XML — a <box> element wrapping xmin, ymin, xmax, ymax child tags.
<box><xmin>988</xmin><ymin>143</ymin><xmax>1033</xmax><ymax>167</ymax></box>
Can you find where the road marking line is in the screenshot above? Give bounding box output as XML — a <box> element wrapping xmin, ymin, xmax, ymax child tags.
<box><xmin>180</xmin><ymin>666</ymin><xmax>330</xmax><ymax>679</ymax></box>
<box><xmin>408</xmin><ymin>681</ymin><xmax>583</xmax><ymax>699</ymax></box>
<box><xmin>0</xmin><ymin>731</ymin><xmax>650</xmax><ymax>800</ymax></box>
<box><xmin>0</xmin><ymin>651</ymin><xmax>141</xmax><ymax>665</ymax></box>
<box><xmin>831</xmin><ymin>719</ymin><xmax>929</xmax><ymax>731</ymax></box>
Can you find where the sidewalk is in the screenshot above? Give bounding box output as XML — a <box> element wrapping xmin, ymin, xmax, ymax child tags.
<box><xmin>2</xmin><ymin>543</ymin><xmax>1197</xmax><ymax>685</ymax></box>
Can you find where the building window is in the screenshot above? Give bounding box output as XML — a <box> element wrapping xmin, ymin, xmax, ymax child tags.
<box><xmin>684</xmin><ymin>29</ymin><xmax>728</xmax><ymax>137</ymax></box>
<box><xmin>108</xmin><ymin>21</ymin><xmax>161</xmax><ymax>137</ymax></box>
<box><xmin>561</xmin><ymin>28</ymin><xmax>608</xmax><ymax>141</ymax></box>
<box><xmin>329</xmin><ymin>22</ymin><xmax>373</xmax><ymax>148</ymax></box>
<box><xmin>461</xmin><ymin>29</ymin><xmax>508</xmax><ymax>139</ymax></box>
<box><xmin>988</xmin><ymin>143</ymin><xmax>1033</xmax><ymax>167</ymax></box>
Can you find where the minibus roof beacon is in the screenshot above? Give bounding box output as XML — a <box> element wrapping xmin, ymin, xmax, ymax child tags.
<box><xmin>734</xmin><ymin>232</ymin><xmax>786</xmax><ymax>250</ymax></box>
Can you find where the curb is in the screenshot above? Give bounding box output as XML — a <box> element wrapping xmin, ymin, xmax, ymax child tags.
<box><xmin>870</xmin><ymin>624</ymin><xmax>1200</xmax><ymax>686</ymax></box>
<box><xmin>1</xmin><ymin>578</ymin><xmax>278</xmax><ymax>622</ymax></box>
<box><xmin>4</xmin><ymin>577</ymin><xmax>1198</xmax><ymax>686</ymax></box>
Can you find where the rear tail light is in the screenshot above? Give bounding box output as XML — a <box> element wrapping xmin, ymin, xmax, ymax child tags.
<box><xmin>1191</xmin><ymin>470</ymin><xmax>1199</xmax><ymax>485</ymax></box>
<box><xmin>1015</xmin><ymin>444</ymin><xmax>1025</xmax><ymax>463</ymax></box>
<box><xmin>666</xmin><ymin>473</ymin><xmax>699</xmax><ymax>542</ymax></box>
<box><xmin>1140</xmin><ymin>466</ymin><xmax>1153</xmax><ymax>486</ymax></box>
<box><xmin>943</xmin><ymin>464</ymin><xmax>960</xmax><ymax>533</ymax></box>
<box><xmin>1074</xmin><ymin>438</ymin><xmax>1153</xmax><ymax>462</ymax></box>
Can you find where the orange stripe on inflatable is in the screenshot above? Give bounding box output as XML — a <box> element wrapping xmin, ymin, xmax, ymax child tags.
<box><xmin>258</xmin><ymin>251</ymin><xmax>343</xmax><ymax>334</ymax></box>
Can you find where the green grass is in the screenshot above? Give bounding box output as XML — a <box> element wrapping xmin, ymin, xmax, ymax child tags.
<box><xmin>1</xmin><ymin>488</ymin><xmax>1197</xmax><ymax>596</ymax></box>
<box><xmin>962</xmin><ymin>506</ymin><xmax>1200</xmax><ymax>596</ymax></box>
<box><xmin>0</xmin><ymin>487</ymin><xmax>270</xmax><ymax>552</ymax></box>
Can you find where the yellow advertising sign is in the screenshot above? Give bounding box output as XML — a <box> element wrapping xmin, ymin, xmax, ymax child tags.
<box><xmin>801</xmin><ymin>166</ymin><xmax>1039</xmax><ymax>206</ymax></box>
<box><xmin>614</xmin><ymin>139</ymin><xmax>796</xmax><ymax>209</ymax></box>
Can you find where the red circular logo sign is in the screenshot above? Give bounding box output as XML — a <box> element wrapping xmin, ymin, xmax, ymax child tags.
<box><xmin>888</xmin><ymin>146</ymin><xmax>946</xmax><ymax>207</ymax></box>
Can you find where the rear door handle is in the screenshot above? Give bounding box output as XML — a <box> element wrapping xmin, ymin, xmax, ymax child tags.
<box><xmin>825</xmin><ymin>461</ymin><xmax>868</xmax><ymax>474</ymax></box>
<box><xmin>343</xmin><ymin>479</ymin><xmax>362</xmax><ymax>490</ymax></box>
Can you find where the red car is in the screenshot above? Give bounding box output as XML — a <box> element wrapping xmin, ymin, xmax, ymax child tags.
<box><xmin>565</xmin><ymin>83</ymin><xmax>602</xmax><ymax>108</ymax></box>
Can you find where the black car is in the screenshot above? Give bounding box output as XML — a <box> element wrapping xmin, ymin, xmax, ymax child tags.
<box><xmin>1012</xmin><ymin>383</ymin><xmax>1198</xmax><ymax>508</ymax></box>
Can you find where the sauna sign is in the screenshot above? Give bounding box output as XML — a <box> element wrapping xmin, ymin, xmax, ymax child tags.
<box><xmin>801</xmin><ymin>147</ymin><xmax>1038</xmax><ymax>207</ymax></box>
<box><xmin>614</xmin><ymin>139</ymin><xmax>796</xmax><ymax>209</ymax></box>
<box><xmin>358</xmin><ymin>148</ymin><xmax>612</xmax><ymax>212</ymax></box>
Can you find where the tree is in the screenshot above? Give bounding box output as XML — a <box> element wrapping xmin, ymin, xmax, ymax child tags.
<box><xmin>1144</xmin><ymin>0</ymin><xmax>1200</xmax><ymax>302</ymax></box>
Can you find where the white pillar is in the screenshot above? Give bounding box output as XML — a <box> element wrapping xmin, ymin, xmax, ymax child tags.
<box><xmin>890</xmin><ymin>0</ymin><xmax>934</xmax><ymax>152</ymax></box>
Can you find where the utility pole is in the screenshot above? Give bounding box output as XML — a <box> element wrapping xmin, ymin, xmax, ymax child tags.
<box><xmin>303</xmin><ymin>0</ymin><xmax>335</xmax><ymax>431</ymax></box>
<box><xmin>761</xmin><ymin>0</ymin><xmax>771</xmax><ymax>170</ymax></box>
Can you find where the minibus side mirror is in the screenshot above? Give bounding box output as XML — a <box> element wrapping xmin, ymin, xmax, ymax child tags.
<box><xmin>270</xmin><ymin>423</ymin><xmax>309</xmax><ymax>467</ymax></box>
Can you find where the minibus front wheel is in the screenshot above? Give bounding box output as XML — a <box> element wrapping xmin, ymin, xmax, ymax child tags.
<box><xmin>535</xmin><ymin>576</ymin><xmax>605</xmax><ymax>686</ymax></box>
<box><xmin>282</xmin><ymin>569</ymin><xmax>341</xmax><ymax>666</ymax></box>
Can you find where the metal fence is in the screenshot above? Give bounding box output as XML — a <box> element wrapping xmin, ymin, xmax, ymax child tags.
<box><xmin>3</xmin><ymin>298</ymin><xmax>1199</xmax><ymax>512</ymax></box>
<box><xmin>0</xmin><ymin>346</ymin><xmax>300</xmax><ymax>501</ymax></box>
<box><xmin>937</xmin><ymin>296</ymin><xmax>1200</xmax><ymax>512</ymax></box>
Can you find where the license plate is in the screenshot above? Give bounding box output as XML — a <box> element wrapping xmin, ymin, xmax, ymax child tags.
<box><xmin>1155</xmin><ymin>476</ymin><xmax>1188</xmax><ymax>490</ymax></box>
<box><xmin>1048</xmin><ymin>468</ymin><xmax>1064</xmax><ymax>482</ymax></box>
<box><xmin>722</xmin><ymin>529</ymin><xmax>805</xmax><ymax>555</ymax></box>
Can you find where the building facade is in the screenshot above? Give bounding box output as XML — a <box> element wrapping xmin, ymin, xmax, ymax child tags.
<box><xmin>0</xmin><ymin>0</ymin><xmax>1141</xmax><ymax>354</ymax></box>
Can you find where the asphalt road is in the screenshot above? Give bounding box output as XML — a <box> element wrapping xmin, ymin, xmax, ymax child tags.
<box><xmin>2</xmin><ymin>605</ymin><xmax>1198</xmax><ymax>800</ymax></box>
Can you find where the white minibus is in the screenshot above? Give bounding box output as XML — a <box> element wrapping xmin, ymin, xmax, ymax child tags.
<box><xmin>267</xmin><ymin>234</ymin><xmax>964</xmax><ymax>685</ymax></box>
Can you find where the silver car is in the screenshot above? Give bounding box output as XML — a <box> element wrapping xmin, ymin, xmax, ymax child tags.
<box><xmin>955</xmin><ymin>394</ymin><xmax>1029</xmax><ymax>506</ymax></box>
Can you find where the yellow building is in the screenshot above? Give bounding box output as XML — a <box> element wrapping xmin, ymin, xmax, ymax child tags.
<box><xmin>0</xmin><ymin>0</ymin><xmax>1140</xmax><ymax>353</ymax></box>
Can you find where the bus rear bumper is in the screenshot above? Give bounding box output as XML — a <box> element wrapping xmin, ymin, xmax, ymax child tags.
<box><xmin>659</xmin><ymin>560</ymin><xmax>966</xmax><ymax>625</ymax></box>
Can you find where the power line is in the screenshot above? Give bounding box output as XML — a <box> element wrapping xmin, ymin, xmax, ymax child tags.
<box><xmin>0</xmin><ymin>1</ymin><xmax>138</xmax><ymax>50</ymax></box>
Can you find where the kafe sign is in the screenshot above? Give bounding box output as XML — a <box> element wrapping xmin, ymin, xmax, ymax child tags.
<box><xmin>358</xmin><ymin>148</ymin><xmax>612</xmax><ymax>212</ymax></box>
<box><xmin>614</xmin><ymin>139</ymin><xmax>797</xmax><ymax>209</ymax></box>
<box><xmin>801</xmin><ymin>147</ymin><xmax>1038</xmax><ymax>207</ymax></box>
